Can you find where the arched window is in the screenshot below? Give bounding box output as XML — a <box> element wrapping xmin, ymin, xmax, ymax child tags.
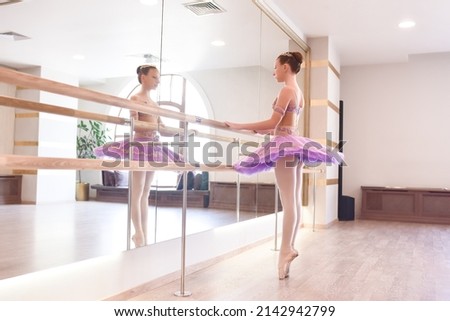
<box><xmin>109</xmin><ymin>74</ymin><xmax>211</xmax><ymax>188</ymax></box>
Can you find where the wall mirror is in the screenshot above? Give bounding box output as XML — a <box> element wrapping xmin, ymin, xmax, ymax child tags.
<box><xmin>0</xmin><ymin>0</ymin><xmax>309</xmax><ymax>280</ymax></box>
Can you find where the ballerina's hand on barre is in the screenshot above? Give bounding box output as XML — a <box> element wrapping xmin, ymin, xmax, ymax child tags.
<box><xmin>223</xmin><ymin>121</ymin><xmax>243</xmax><ymax>130</ymax></box>
<box><xmin>224</xmin><ymin>121</ymin><xmax>273</xmax><ymax>135</ymax></box>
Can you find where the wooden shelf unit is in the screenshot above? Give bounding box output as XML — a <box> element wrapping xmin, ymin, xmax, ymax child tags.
<box><xmin>91</xmin><ymin>181</ymin><xmax>282</xmax><ymax>213</ymax></box>
<box><xmin>209</xmin><ymin>182</ymin><xmax>282</xmax><ymax>214</ymax></box>
<box><xmin>0</xmin><ymin>175</ymin><xmax>22</xmax><ymax>205</ymax></box>
<box><xmin>91</xmin><ymin>184</ymin><xmax>209</xmax><ymax>208</ymax></box>
<box><xmin>361</xmin><ymin>186</ymin><xmax>450</xmax><ymax>224</ymax></box>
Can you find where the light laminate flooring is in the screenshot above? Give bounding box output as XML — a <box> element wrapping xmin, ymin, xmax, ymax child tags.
<box><xmin>0</xmin><ymin>201</ymin><xmax>257</xmax><ymax>280</ymax></box>
<box><xmin>127</xmin><ymin>220</ymin><xmax>450</xmax><ymax>301</ymax></box>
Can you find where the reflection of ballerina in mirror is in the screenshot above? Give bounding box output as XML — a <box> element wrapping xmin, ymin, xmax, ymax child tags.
<box><xmin>94</xmin><ymin>65</ymin><xmax>182</xmax><ymax>248</ymax></box>
<box><xmin>225</xmin><ymin>52</ymin><xmax>344</xmax><ymax>279</ymax></box>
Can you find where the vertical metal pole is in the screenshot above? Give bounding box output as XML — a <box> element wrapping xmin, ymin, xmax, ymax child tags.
<box><xmin>175</xmin><ymin>121</ymin><xmax>191</xmax><ymax>297</ymax></box>
<box><xmin>273</xmin><ymin>184</ymin><xmax>279</xmax><ymax>251</ymax></box>
<box><xmin>236</xmin><ymin>140</ymin><xmax>240</xmax><ymax>222</ymax></box>
<box><xmin>236</xmin><ymin>174</ymin><xmax>241</xmax><ymax>222</ymax></box>
<box><xmin>126</xmin><ymin>119</ymin><xmax>134</xmax><ymax>250</ymax></box>
<box><xmin>153</xmin><ymin>177</ymin><xmax>158</xmax><ymax>244</ymax></box>
<box><xmin>313</xmin><ymin>171</ymin><xmax>316</xmax><ymax>232</ymax></box>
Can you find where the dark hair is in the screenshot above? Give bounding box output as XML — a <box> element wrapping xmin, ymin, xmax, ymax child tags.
<box><xmin>277</xmin><ymin>52</ymin><xmax>303</xmax><ymax>74</ymax></box>
<box><xmin>136</xmin><ymin>65</ymin><xmax>157</xmax><ymax>84</ymax></box>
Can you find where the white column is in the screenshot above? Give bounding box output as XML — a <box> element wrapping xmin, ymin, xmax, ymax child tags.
<box><xmin>14</xmin><ymin>67</ymin><xmax>78</xmax><ymax>203</ymax></box>
<box><xmin>306</xmin><ymin>37</ymin><xmax>341</xmax><ymax>227</ymax></box>
<box><xmin>0</xmin><ymin>82</ymin><xmax>16</xmax><ymax>175</ymax></box>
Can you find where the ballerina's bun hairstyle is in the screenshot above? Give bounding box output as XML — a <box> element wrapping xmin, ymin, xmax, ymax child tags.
<box><xmin>277</xmin><ymin>52</ymin><xmax>303</xmax><ymax>74</ymax></box>
<box><xmin>136</xmin><ymin>64</ymin><xmax>157</xmax><ymax>84</ymax></box>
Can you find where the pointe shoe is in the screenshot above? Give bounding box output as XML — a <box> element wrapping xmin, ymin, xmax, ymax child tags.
<box><xmin>286</xmin><ymin>250</ymin><xmax>299</xmax><ymax>276</ymax></box>
<box><xmin>132</xmin><ymin>235</ymin><xmax>145</xmax><ymax>248</ymax></box>
<box><xmin>278</xmin><ymin>251</ymin><xmax>299</xmax><ymax>280</ymax></box>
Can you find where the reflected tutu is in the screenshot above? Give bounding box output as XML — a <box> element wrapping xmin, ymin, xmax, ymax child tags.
<box><xmin>234</xmin><ymin>134</ymin><xmax>344</xmax><ymax>175</ymax></box>
<box><xmin>94</xmin><ymin>137</ymin><xmax>183</xmax><ymax>163</ymax></box>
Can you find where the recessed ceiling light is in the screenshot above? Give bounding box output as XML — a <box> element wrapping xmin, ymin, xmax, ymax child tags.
<box><xmin>398</xmin><ymin>20</ymin><xmax>416</xmax><ymax>29</ymax></box>
<box><xmin>140</xmin><ymin>0</ymin><xmax>158</xmax><ymax>5</ymax></box>
<box><xmin>72</xmin><ymin>54</ymin><xmax>85</xmax><ymax>60</ymax></box>
<box><xmin>211</xmin><ymin>40</ymin><xmax>225</xmax><ymax>47</ymax></box>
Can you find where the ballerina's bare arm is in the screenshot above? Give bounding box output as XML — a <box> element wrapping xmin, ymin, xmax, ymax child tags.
<box><xmin>224</xmin><ymin>87</ymin><xmax>294</xmax><ymax>131</ymax></box>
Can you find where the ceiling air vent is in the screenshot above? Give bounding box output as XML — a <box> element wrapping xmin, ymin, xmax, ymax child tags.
<box><xmin>183</xmin><ymin>1</ymin><xmax>226</xmax><ymax>16</ymax></box>
<box><xmin>0</xmin><ymin>31</ymin><xmax>29</xmax><ymax>41</ymax></box>
<box><xmin>0</xmin><ymin>0</ymin><xmax>23</xmax><ymax>6</ymax></box>
<box><xmin>126</xmin><ymin>53</ymin><xmax>161</xmax><ymax>63</ymax></box>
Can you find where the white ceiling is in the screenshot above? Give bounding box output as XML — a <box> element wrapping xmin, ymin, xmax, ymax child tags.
<box><xmin>1</xmin><ymin>0</ymin><xmax>449</xmax><ymax>83</ymax></box>
<box><xmin>274</xmin><ymin>0</ymin><xmax>450</xmax><ymax>66</ymax></box>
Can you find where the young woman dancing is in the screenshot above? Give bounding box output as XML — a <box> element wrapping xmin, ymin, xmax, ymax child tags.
<box><xmin>95</xmin><ymin>65</ymin><xmax>181</xmax><ymax>248</ymax></box>
<box><xmin>225</xmin><ymin>52</ymin><xmax>343</xmax><ymax>279</ymax></box>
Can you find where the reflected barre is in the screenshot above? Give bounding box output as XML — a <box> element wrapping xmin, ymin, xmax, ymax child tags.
<box><xmin>0</xmin><ymin>94</ymin><xmax>251</xmax><ymax>144</ymax></box>
<box><xmin>0</xmin><ymin>66</ymin><xmax>196</xmax><ymax>126</ymax></box>
<box><xmin>0</xmin><ymin>154</ymin><xmax>323</xmax><ymax>175</ymax></box>
<box><xmin>133</xmin><ymin>120</ymin><xmax>256</xmax><ymax>145</ymax></box>
<box><xmin>0</xmin><ymin>66</ymin><xmax>249</xmax><ymax>135</ymax></box>
<box><xmin>0</xmin><ymin>154</ymin><xmax>231</xmax><ymax>172</ymax></box>
<box><xmin>0</xmin><ymin>95</ymin><xmax>128</xmax><ymax>126</ymax></box>
<box><xmin>0</xmin><ymin>95</ymin><xmax>254</xmax><ymax>144</ymax></box>
<box><xmin>0</xmin><ymin>68</ymin><xmax>259</xmax><ymax>143</ymax></box>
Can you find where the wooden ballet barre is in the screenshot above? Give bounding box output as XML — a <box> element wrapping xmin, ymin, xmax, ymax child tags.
<box><xmin>0</xmin><ymin>67</ymin><xmax>180</xmax><ymax>122</ymax></box>
<box><xmin>0</xmin><ymin>67</ymin><xmax>248</xmax><ymax>136</ymax></box>
<box><xmin>0</xmin><ymin>95</ymin><xmax>128</xmax><ymax>126</ymax></box>
<box><xmin>134</xmin><ymin>120</ymin><xmax>257</xmax><ymax>145</ymax></box>
<box><xmin>0</xmin><ymin>154</ymin><xmax>323</xmax><ymax>173</ymax></box>
<box><xmin>0</xmin><ymin>94</ymin><xmax>257</xmax><ymax>144</ymax></box>
<box><xmin>0</xmin><ymin>154</ymin><xmax>234</xmax><ymax>172</ymax></box>
<box><xmin>302</xmin><ymin>168</ymin><xmax>323</xmax><ymax>174</ymax></box>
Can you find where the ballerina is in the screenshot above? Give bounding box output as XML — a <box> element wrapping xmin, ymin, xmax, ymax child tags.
<box><xmin>95</xmin><ymin>65</ymin><xmax>181</xmax><ymax>248</ymax></box>
<box><xmin>225</xmin><ymin>52</ymin><xmax>343</xmax><ymax>279</ymax></box>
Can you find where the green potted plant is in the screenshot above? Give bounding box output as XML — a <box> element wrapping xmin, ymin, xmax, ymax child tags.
<box><xmin>76</xmin><ymin>120</ymin><xmax>110</xmax><ymax>200</ymax></box>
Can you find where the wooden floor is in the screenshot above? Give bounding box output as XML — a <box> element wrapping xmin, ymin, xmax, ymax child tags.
<box><xmin>125</xmin><ymin>220</ymin><xmax>450</xmax><ymax>301</ymax></box>
<box><xmin>2</xmin><ymin>200</ymin><xmax>450</xmax><ymax>300</ymax></box>
<box><xmin>0</xmin><ymin>201</ymin><xmax>257</xmax><ymax>280</ymax></box>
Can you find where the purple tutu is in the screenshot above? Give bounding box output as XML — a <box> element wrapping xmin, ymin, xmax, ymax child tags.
<box><xmin>234</xmin><ymin>134</ymin><xmax>344</xmax><ymax>175</ymax></box>
<box><xmin>94</xmin><ymin>137</ymin><xmax>183</xmax><ymax>163</ymax></box>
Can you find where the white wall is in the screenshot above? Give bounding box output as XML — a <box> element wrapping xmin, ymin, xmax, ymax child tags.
<box><xmin>37</xmin><ymin>68</ymin><xmax>78</xmax><ymax>203</ymax></box>
<box><xmin>341</xmin><ymin>52</ymin><xmax>450</xmax><ymax>216</ymax></box>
